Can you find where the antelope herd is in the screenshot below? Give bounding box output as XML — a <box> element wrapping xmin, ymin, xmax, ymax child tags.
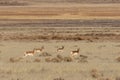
<box><xmin>23</xmin><ymin>46</ymin><xmax>80</xmax><ymax>58</ymax></box>
<box><xmin>23</xmin><ymin>46</ymin><xmax>44</xmax><ymax>57</ymax></box>
<box><xmin>57</xmin><ymin>46</ymin><xmax>64</xmax><ymax>52</ymax></box>
<box><xmin>70</xmin><ymin>48</ymin><xmax>80</xmax><ymax>57</ymax></box>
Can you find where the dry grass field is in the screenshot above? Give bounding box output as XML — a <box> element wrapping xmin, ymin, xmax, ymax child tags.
<box><xmin>0</xmin><ymin>26</ymin><xmax>120</xmax><ymax>80</ymax></box>
<box><xmin>0</xmin><ymin>0</ymin><xmax>120</xmax><ymax>80</ymax></box>
<box><xmin>0</xmin><ymin>40</ymin><xmax>120</xmax><ymax>80</ymax></box>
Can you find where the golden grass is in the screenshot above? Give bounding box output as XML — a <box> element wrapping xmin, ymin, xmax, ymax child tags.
<box><xmin>0</xmin><ymin>6</ymin><xmax>120</xmax><ymax>19</ymax></box>
<box><xmin>0</xmin><ymin>40</ymin><xmax>120</xmax><ymax>79</ymax></box>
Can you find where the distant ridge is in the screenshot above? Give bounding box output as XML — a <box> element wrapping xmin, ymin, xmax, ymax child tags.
<box><xmin>25</xmin><ymin>0</ymin><xmax>120</xmax><ymax>3</ymax></box>
<box><xmin>0</xmin><ymin>0</ymin><xmax>120</xmax><ymax>6</ymax></box>
<box><xmin>0</xmin><ymin>0</ymin><xmax>27</xmax><ymax>6</ymax></box>
<box><xmin>0</xmin><ymin>19</ymin><xmax>120</xmax><ymax>27</ymax></box>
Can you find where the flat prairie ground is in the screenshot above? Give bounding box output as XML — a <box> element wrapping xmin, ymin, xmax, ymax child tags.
<box><xmin>0</xmin><ymin>40</ymin><xmax>120</xmax><ymax>80</ymax></box>
<box><xmin>0</xmin><ymin>26</ymin><xmax>120</xmax><ymax>80</ymax></box>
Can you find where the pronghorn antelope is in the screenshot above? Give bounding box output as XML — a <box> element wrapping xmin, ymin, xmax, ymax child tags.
<box><xmin>23</xmin><ymin>50</ymin><xmax>35</xmax><ymax>57</ymax></box>
<box><xmin>70</xmin><ymin>48</ymin><xmax>80</xmax><ymax>57</ymax></box>
<box><xmin>57</xmin><ymin>46</ymin><xmax>64</xmax><ymax>52</ymax></box>
<box><xmin>34</xmin><ymin>46</ymin><xmax>44</xmax><ymax>53</ymax></box>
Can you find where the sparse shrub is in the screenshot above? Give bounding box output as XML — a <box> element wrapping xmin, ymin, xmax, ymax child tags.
<box><xmin>87</xmin><ymin>38</ymin><xmax>93</xmax><ymax>42</ymax></box>
<box><xmin>115</xmin><ymin>45</ymin><xmax>120</xmax><ymax>47</ymax></box>
<box><xmin>18</xmin><ymin>57</ymin><xmax>24</xmax><ymax>60</ymax></box>
<box><xmin>50</xmin><ymin>35</ymin><xmax>63</xmax><ymax>40</ymax></box>
<box><xmin>39</xmin><ymin>52</ymin><xmax>51</xmax><ymax>57</ymax></box>
<box><xmin>78</xmin><ymin>58</ymin><xmax>88</xmax><ymax>63</ymax></box>
<box><xmin>56</xmin><ymin>55</ymin><xmax>63</xmax><ymax>61</ymax></box>
<box><xmin>116</xmin><ymin>76</ymin><xmax>120</xmax><ymax>80</ymax></box>
<box><xmin>26</xmin><ymin>60</ymin><xmax>32</xmax><ymax>63</ymax></box>
<box><xmin>45</xmin><ymin>57</ymin><xmax>51</xmax><ymax>62</ymax></box>
<box><xmin>9</xmin><ymin>58</ymin><xmax>14</xmax><ymax>63</ymax></box>
<box><xmin>90</xmin><ymin>69</ymin><xmax>103</xmax><ymax>78</ymax></box>
<box><xmin>116</xmin><ymin>57</ymin><xmax>120</xmax><ymax>62</ymax></box>
<box><xmin>80</xmin><ymin>55</ymin><xmax>88</xmax><ymax>59</ymax></box>
<box><xmin>9</xmin><ymin>57</ymin><xmax>20</xmax><ymax>63</ymax></box>
<box><xmin>6</xmin><ymin>70</ymin><xmax>12</xmax><ymax>74</ymax></box>
<box><xmin>51</xmin><ymin>57</ymin><xmax>62</xmax><ymax>63</ymax></box>
<box><xmin>94</xmin><ymin>37</ymin><xmax>99</xmax><ymax>40</ymax></box>
<box><xmin>98</xmin><ymin>77</ymin><xmax>111</xmax><ymax>80</ymax></box>
<box><xmin>77</xmin><ymin>55</ymin><xmax>88</xmax><ymax>63</ymax></box>
<box><xmin>34</xmin><ymin>58</ymin><xmax>41</xmax><ymax>62</ymax></box>
<box><xmin>45</xmin><ymin>55</ymin><xmax>63</xmax><ymax>63</ymax></box>
<box><xmin>64</xmin><ymin>57</ymin><xmax>72</xmax><ymax>62</ymax></box>
<box><xmin>53</xmin><ymin>77</ymin><xmax>64</xmax><ymax>80</ymax></box>
<box><xmin>105</xmin><ymin>78</ymin><xmax>112</xmax><ymax>80</ymax></box>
